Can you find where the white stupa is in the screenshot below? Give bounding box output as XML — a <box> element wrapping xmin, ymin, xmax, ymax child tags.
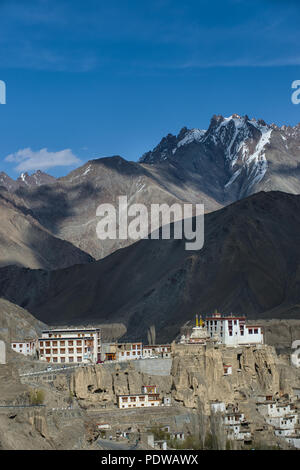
<box><xmin>180</xmin><ymin>315</ymin><xmax>209</xmax><ymax>344</ymax></box>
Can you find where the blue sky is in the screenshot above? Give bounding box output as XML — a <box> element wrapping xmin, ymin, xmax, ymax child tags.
<box><xmin>0</xmin><ymin>0</ymin><xmax>300</xmax><ymax>177</ymax></box>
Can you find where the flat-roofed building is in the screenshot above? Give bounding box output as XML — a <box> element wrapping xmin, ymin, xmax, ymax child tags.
<box><xmin>38</xmin><ymin>327</ymin><xmax>101</xmax><ymax>364</ymax></box>
<box><xmin>11</xmin><ymin>339</ymin><xmax>37</xmax><ymax>357</ymax></box>
<box><xmin>116</xmin><ymin>342</ymin><xmax>143</xmax><ymax>361</ymax></box>
<box><xmin>142</xmin><ymin>345</ymin><xmax>171</xmax><ymax>358</ymax></box>
<box><xmin>117</xmin><ymin>385</ymin><xmax>161</xmax><ymax>409</ymax></box>
<box><xmin>206</xmin><ymin>313</ymin><xmax>263</xmax><ymax>347</ymax></box>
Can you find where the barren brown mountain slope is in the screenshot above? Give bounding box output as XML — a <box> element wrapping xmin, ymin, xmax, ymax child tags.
<box><xmin>14</xmin><ymin>156</ymin><xmax>221</xmax><ymax>259</ymax></box>
<box><xmin>0</xmin><ymin>190</ymin><xmax>94</xmax><ymax>269</ymax></box>
<box><xmin>0</xmin><ymin>191</ymin><xmax>299</xmax><ymax>342</ymax></box>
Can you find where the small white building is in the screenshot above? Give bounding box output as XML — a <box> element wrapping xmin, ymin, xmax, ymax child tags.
<box><xmin>275</xmin><ymin>428</ymin><xmax>295</xmax><ymax>438</ymax></box>
<box><xmin>116</xmin><ymin>343</ymin><xmax>143</xmax><ymax>361</ymax></box>
<box><xmin>211</xmin><ymin>401</ymin><xmax>226</xmax><ymax>413</ymax></box>
<box><xmin>97</xmin><ymin>423</ymin><xmax>111</xmax><ymax>430</ymax></box>
<box><xmin>143</xmin><ymin>345</ymin><xmax>171</xmax><ymax>358</ymax></box>
<box><xmin>206</xmin><ymin>313</ymin><xmax>263</xmax><ymax>347</ymax></box>
<box><xmin>266</xmin><ymin>415</ymin><xmax>298</xmax><ymax>430</ymax></box>
<box><xmin>223</xmin><ymin>365</ymin><xmax>232</xmax><ymax>375</ymax></box>
<box><xmin>224</xmin><ymin>412</ymin><xmax>245</xmax><ymax>426</ymax></box>
<box><xmin>284</xmin><ymin>435</ymin><xmax>300</xmax><ymax>449</ymax></box>
<box><xmin>226</xmin><ymin>424</ymin><xmax>251</xmax><ymax>442</ymax></box>
<box><xmin>257</xmin><ymin>402</ymin><xmax>294</xmax><ymax>418</ymax></box>
<box><xmin>11</xmin><ymin>339</ymin><xmax>37</xmax><ymax>357</ymax></box>
<box><xmin>118</xmin><ymin>385</ymin><xmax>161</xmax><ymax>409</ymax></box>
<box><xmin>162</xmin><ymin>396</ymin><xmax>172</xmax><ymax>407</ymax></box>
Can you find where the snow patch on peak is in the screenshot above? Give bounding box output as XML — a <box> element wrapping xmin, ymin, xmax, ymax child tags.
<box><xmin>177</xmin><ymin>129</ymin><xmax>206</xmax><ymax>148</ymax></box>
<box><xmin>82</xmin><ymin>165</ymin><xmax>92</xmax><ymax>176</ymax></box>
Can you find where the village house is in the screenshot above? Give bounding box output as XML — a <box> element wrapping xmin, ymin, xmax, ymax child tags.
<box><xmin>38</xmin><ymin>327</ymin><xmax>101</xmax><ymax>364</ymax></box>
<box><xmin>256</xmin><ymin>395</ymin><xmax>300</xmax><ymax>448</ymax></box>
<box><xmin>117</xmin><ymin>385</ymin><xmax>161</xmax><ymax>409</ymax></box>
<box><xmin>256</xmin><ymin>401</ymin><xmax>294</xmax><ymax>418</ymax></box>
<box><xmin>101</xmin><ymin>342</ymin><xmax>142</xmax><ymax>361</ymax></box>
<box><xmin>11</xmin><ymin>339</ymin><xmax>37</xmax><ymax>357</ymax></box>
<box><xmin>142</xmin><ymin>344</ymin><xmax>171</xmax><ymax>358</ymax></box>
<box><xmin>210</xmin><ymin>401</ymin><xmax>226</xmax><ymax>413</ymax></box>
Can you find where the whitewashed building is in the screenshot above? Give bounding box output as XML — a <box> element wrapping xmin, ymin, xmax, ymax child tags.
<box><xmin>206</xmin><ymin>313</ymin><xmax>264</xmax><ymax>346</ymax></box>
<box><xmin>116</xmin><ymin>343</ymin><xmax>143</xmax><ymax>361</ymax></box>
<box><xmin>224</xmin><ymin>412</ymin><xmax>245</xmax><ymax>426</ymax></box>
<box><xmin>38</xmin><ymin>327</ymin><xmax>101</xmax><ymax>363</ymax></box>
<box><xmin>226</xmin><ymin>424</ymin><xmax>251</xmax><ymax>442</ymax></box>
<box><xmin>284</xmin><ymin>435</ymin><xmax>300</xmax><ymax>449</ymax></box>
<box><xmin>223</xmin><ymin>365</ymin><xmax>233</xmax><ymax>375</ymax></box>
<box><xmin>117</xmin><ymin>385</ymin><xmax>161</xmax><ymax>409</ymax></box>
<box><xmin>266</xmin><ymin>415</ymin><xmax>298</xmax><ymax>429</ymax></box>
<box><xmin>143</xmin><ymin>345</ymin><xmax>171</xmax><ymax>358</ymax></box>
<box><xmin>211</xmin><ymin>401</ymin><xmax>226</xmax><ymax>413</ymax></box>
<box><xmin>11</xmin><ymin>339</ymin><xmax>37</xmax><ymax>357</ymax></box>
<box><xmin>257</xmin><ymin>398</ymin><xmax>300</xmax><ymax>448</ymax></box>
<box><xmin>257</xmin><ymin>401</ymin><xmax>294</xmax><ymax>418</ymax></box>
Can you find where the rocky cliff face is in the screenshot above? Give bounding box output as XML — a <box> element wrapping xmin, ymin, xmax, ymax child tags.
<box><xmin>69</xmin><ymin>362</ymin><xmax>172</xmax><ymax>406</ymax></box>
<box><xmin>67</xmin><ymin>344</ymin><xmax>300</xmax><ymax>415</ymax></box>
<box><xmin>171</xmin><ymin>344</ymin><xmax>282</xmax><ymax>412</ymax></box>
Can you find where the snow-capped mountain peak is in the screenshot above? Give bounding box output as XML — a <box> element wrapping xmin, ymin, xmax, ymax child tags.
<box><xmin>139</xmin><ymin>114</ymin><xmax>300</xmax><ymax>200</ymax></box>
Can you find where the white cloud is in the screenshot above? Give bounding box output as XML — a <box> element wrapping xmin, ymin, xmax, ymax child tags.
<box><xmin>5</xmin><ymin>147</ymin><xmax>81</xmax><ymax>172</ymax></box>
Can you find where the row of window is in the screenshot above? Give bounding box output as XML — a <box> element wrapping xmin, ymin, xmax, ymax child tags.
<box><xmin>40</xmin><ymin>339</ymin><xmax>92</xmax><ymax>347</ymax></box>
<box><xmin>40</xmin><ymin>347</ymin><xmax>90</xmax><ymax>355</ymax></box>
<box><xmin>120</xmin><ymin>350</ymin><xmax>141</xmax><ymax>356</ymax></box>
<box><xmin>46</xmin><ymin>356</ymin><xmax>83</xmax><ymax>363</ymax></box>
<box><xmin>46</xmin><ymin>332</ymin><xmax>97</xmax><ymax>338</ymax></box>
<box><xmin>121</xmin><ymin>403</ymin><xmax>157</xmax><ymax>408</ymax></box>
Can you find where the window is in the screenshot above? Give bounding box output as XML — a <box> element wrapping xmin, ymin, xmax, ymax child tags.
<box><xmin>69</xmin><ymin>357</ymin><xmax>74</xmax><ymax>362</ymax></box>
<box><xmin>53</xmin><ymin>357</ymin><xmax>58</xmax><ymax>362</ymax></box>
<box><xmin>46</xmin><ymin>349</ymin><xmax>51</xmax><ymax>354</ymax></box>
<box><xmin>77</xmin><ymin>357</ymin><xmax>82</xmax><ymax>362</ymax></box>
<box><xmin>53</xmin><ymin>349</ymin><xmax>58</xmax><ymax>354</ymax></box>
<box><xmin>76</xmin><ymin>340</ymin><xmax>82</xmax><ymax>345</ymax></box>
<box><xmin>69</xmin><ymin>348</ymin><xmax>74</xmax><ymax>354</ymax></box>
<box><xmin>61</xmin><ymin>357</ymin><xmax>65</xmax><ymax>363</ymax></box>
<box><xmin>60</xmin><ymin>348</ymin><xmax>65</xmax><ymax>354</ymax></box>
<box><xmin>60</xmin><ymin>341</ymin><xmax>65</xmax><ymax>346</ymax></box>
<box><xmin>254</xmin><ymin>329</ymin><xmax>258</xmax><ymax>334</ymax></box>
<box><xmin>68</xmin><ymin>341</ymin><xmax>73</xmax><ymax>346</ymax></box>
